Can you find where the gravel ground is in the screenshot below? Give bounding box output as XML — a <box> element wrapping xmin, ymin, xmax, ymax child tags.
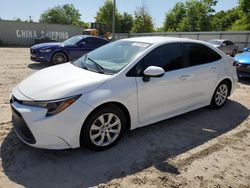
<box><xmin>0</xmin><ymin>48</ymin><xmax>249</xmax><ymax>188</ymax></box>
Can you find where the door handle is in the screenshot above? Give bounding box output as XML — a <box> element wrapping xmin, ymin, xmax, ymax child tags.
<box><xmin>179</xmin><ymin>75</ymin><xmax>191</xmax><ymax>81</ymax></box>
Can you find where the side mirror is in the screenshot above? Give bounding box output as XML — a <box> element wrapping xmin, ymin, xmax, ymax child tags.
<box><xmin>222</xmin><ymin>43</ymin><xmax>226</xmax><ymax>46</ymax></box>
<box><xmin>79</xmin><ymin>42</ymin><xmax>86</xmax><ymax>46</ymax></box>
<box><xmin>143</xmin><ymin>66</ymin><xmax>165</xmax><ymax>82</ymax></box>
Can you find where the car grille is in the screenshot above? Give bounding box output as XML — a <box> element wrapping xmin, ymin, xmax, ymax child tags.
<box><xmin>10</xmin><ymin>97</ymin><xmax>36</xmax><ymax>144</ymax></box>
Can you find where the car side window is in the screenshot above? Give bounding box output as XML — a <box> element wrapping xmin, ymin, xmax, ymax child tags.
<box><xmin>127</xmin><ymin>43</ymin><xmax>184</xmax><ymax>77</ymax></box>
<box><xmin>182</xmin><ymin>43</ymin><xmax>221</xmax><ymax>67</ymax></box>
<box><xmin>226</xmin><ymin>41</ymin><xmax>234</xmax><ymax>45</ymax></box>
<box><xmin>85</xmin><ymin>38</ymin><xmax>93</xmax><ymax>45</ymax></box>
<box><xmin>95</xmin><ymin>38</ymin><xmax>108</xmax><ymax>45</ymax></box>
<box><xmin>86</xmin><ymin>38</ymin><xmax>107</xmax><ymax>45</ymax></box>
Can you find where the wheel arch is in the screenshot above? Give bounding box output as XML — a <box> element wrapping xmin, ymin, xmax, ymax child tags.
<box><xmin>50</xmin><ymin>50</ymin><xmax>69</xmax><ymax>63</ymax></box>
<box><xmin>79</xmin><ymin>101</ymin><xmax>131</xmax><ymax>145</ymax></box>
<box><xmin>215</xmin><ymin>77</ymin><xmax>233</xmax><ymax>96</ymax></box>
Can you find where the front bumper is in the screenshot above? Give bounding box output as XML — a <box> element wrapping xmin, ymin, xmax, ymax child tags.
<box><xmin>10</xmin><ymin>92</ymin><xmax>93</xmax><ymax>149</ymax></box>
<box><xmin>30</xmin><ymin>48</ymin><xmax>51</xmax><ymax>63</ymax></box>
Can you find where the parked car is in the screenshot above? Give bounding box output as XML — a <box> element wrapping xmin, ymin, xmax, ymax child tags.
<box><xmin>30</xmin><ymin>35</ymin><xmax>108</xmax><ymax>64</ymax></box>
<box><xmin>11</xmin><ymin>37</ymin><xmax>238</xmax><ymax>150</ymax></box>
<box><xmin>208</xmin><ymin>39</ymin><xmax>238</xmax><ymax>56</ymax></box>
<box><xmin>234</xmin><ymin>47</ymin><xmax>250</xmax><ymax>78</ymax></box>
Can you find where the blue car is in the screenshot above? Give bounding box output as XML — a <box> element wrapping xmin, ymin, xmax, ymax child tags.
<box><xmin>30</xmin><ymin>35</ymin><xmax>108</xmax><ymax>64</ymax></box>
<box><xmin>234</xmin><ymin>47</ymin><xmax>250</xmax><ymax>78</ymax></box>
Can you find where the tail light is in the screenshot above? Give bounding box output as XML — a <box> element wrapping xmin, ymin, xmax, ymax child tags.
<box><xmin>232</xmin><ymin>61</ymin><xmax>239</xmax><ymax>67</ymax></box>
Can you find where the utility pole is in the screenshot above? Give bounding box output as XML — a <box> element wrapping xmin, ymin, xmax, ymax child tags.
<box><xmin>112</xmin><ymin>0</ymin><xmax>116</xmax><ymax>39</ymax></box>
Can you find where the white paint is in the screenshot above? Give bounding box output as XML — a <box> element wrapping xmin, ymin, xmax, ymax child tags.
<box><xmin>11</xmin><ymin>37</ymin><xmax>238</xmax><ymax>149</ymax></box>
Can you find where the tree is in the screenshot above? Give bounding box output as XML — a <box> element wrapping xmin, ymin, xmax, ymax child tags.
<box><xmin>211</xmin><ymin>8</ymin><xmax>240</xmax><ymax>31</ymax></box>
<box><xmin>39</xmin><ymin>4</ymin><xmax>84</xmax><ymax>26</ymax></box>
<box><xmin>95</xmin><ymin>0</ymin><xmax>121</xmax><ymax>32</ymax></box>
<box><xmin>239</xmin><ymin>0</ymin><xmax>250</xmax><ymax>15</ymax></box>
<box><xmin>132</xmin><ymin>6</ymin><xmax>154</xmax><ymax>33</ymax></box>
<box><xmin>163</xmin><ymin>2</ymin><xmax>186</xmax><ymax>31</ymax></box>
<box><xmin>230</xmin><ymin>0</ymin><xmax>250</xmax><ymax>30</ymax></box>
<box><xmin>119</xmin><ymin>12</ymin><xmax>134</xmax><ymax>33</ymax></box>
<box><xmin>163</xmin><ymin>0</ymin><xmax>218</xmax><ymax>32</ymax></box>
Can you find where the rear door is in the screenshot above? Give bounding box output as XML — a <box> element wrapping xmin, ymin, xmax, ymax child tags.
<box><xmin>181</xmin><ymin>42</ymin><xmax>222</xmax><ymax>104</ymax></box>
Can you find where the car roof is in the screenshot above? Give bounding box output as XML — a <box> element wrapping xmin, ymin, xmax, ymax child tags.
<box><xmin>209</xmin><ymin>39</ymin><xmax>231</xmax><ymax>42</ymax></box>
<box><xmin>73</xmin><ymin>35</ymin><xmax>107</xmax><ymax>40</ymax></box>
<box><xmin>121</xmin><ymin>36</ymin><xmax>204</xmax><ymax>44</ymax></box>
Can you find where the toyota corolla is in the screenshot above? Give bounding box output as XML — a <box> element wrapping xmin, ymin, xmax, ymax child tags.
<box><xmin>10</xmin><ymin>37</ymin><xmax>238</xmax><ymax>150</ymax></box>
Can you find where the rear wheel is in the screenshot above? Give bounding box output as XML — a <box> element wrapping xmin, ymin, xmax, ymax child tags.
<box><xmin>210</xmin><ymin>81</ymin><xmax>229</xmax><ymax>109</ymax></box>
<box><xmin>51</xmin><ymin>52</ymin><xmax>68</xmax><ymax>65</ymax></box>
<box><xmin>80</xmin><ymin>105</ymin><xmax>126</xmax><ymax>151</ymax></box>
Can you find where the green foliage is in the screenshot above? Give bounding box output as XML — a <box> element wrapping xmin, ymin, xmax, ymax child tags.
<box><xmin>164</xmin><ymin>0</ymin><xmax>218</xmax><ymax>32</ymax></box>
<box><xmin>39</xmin><ymin>4</ymin><xmax>84</xmax><ymax>26</ymax></box>
<box><xmin>132</xmin><ymin>6</ymin><xmax>154</xmax><ymax>33</ymax></box>
<box><xmin>239</xmin><ymin>0</ymin><xmax>250</xmax><ymax>15</ymax></box>
<box><xmin>211</xmin><ymin>8</ymin><xmax>240</xmax><ymax>31</ymax></box>
<box><xmin>119</xmin><ymin>12</ymin><xmax>134</xmax><ymax>33</ymax></box>
<box><xmin>163</xmin><ymin>2</ymin><xmax>186</xmax><ymax>31</ymax></box>
<box><xmin>230</xmin><ymin>15</ymin><xmax>250</xmax><ymax>31</ymax></box>
<box><xmin>95</xmin><ymin>0</ymin><xmax>120</xmax><ymax>32</ymax></box>
<box><xmin>230</xmin><ymin>0</ymin><xmax>250</xmax><ymax>31</ymax></box>
<box><xmin>163</xmin><ymin>0</ymin><xmax>250</xmax><ymax>32</ymax></box>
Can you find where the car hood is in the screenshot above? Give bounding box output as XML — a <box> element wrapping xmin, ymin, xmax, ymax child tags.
<box><xmin>31</xmin><ymin>42</ymin><xmax>63</xmax><ymax>50</ymax></box>
<box><xmin>17</xmin><ymin>63</ymin><xmax>111</xmax><ymax>101</ymax></box>
<box><xmin>235</xmin><ymin>52</ymin><xmax>250</xmax><ymax>64</ymax></box>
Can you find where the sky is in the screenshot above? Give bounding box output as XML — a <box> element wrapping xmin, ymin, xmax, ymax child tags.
<box><xmin>0</xmin><ymin>0</ymin><xmax>239</xmax><ymax>28</ymax></box>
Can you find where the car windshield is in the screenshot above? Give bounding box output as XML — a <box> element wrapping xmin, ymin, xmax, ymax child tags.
<box><xmin>208</xmin><ymin>40</ymin><xmax>222</xmax><ymax>45</ymax></box>
<box><xmin>72</xmin><ymin>40</ymin><xmax>151</xmax><ymax>75</ymax></box>
<box><xmin>63</xmin><ymin>36</ymin><xmax>85</xmax><ymax>45</ymax></box>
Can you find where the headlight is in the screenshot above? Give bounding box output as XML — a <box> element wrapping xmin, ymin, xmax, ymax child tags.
<box><xmin>39</xmin><ymin>48</ymin><xmax>52</xmax><ymax>53</ymax></box>
<box><xmin>22</xmin><ymin>95</ymin><xmax>81</xmax><ymax>116</ymax></box>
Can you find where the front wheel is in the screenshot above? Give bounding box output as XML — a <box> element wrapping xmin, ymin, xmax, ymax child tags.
<box><xmin>210</xmin><ymin>81</ymin><xmax>229</xmax><ymax>109</ymax></box>
<box><xmin>80</xmin><ymin>105</ymin><xmax>126</xmax><ymax>151</ymax></box>
<box><xmin>51</xmin><ymin>52</ymin><xmax>68</xmax><ymax>65</ymax></box>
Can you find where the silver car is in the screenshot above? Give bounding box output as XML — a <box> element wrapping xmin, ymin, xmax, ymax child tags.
<box><xmin>208</xmin><ymin>39</ymin><xmax>238</xmax><ymax>57</ymax></box>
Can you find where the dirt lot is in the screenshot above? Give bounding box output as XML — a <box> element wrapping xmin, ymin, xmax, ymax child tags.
<box><xmin>0</xmin><ymin>47</ymin><xmax>249</xmax><ymax>188</ymax></box>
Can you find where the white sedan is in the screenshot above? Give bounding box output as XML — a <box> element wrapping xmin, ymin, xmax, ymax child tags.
<box><xmin>10</xmin><ymin>37</ymin><xmax>238</xmax><ymax>150</ymax></box>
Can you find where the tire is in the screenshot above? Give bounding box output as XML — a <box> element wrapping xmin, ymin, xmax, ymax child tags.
<box><xmin>210</xmin><ymin>81</ymin><xmax>229</xmax><ymax>109</ymax></box>
<box><xmin>51</xmin><ymin>52</ymin><xmax>68</xmax><ymax>65</ymax></box>
<box><xmin>80</xmin><ymin>105</ymin><xmax>126</xmax><ymax>151</ymax></box>
<box><xmin>231</xmin><ymin>49</ymin><xmax>237</xmax><ymax>57</ymax></box>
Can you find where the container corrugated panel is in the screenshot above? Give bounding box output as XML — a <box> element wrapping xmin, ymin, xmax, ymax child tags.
<box><xmin>0</xmin><ymin>20</ymin><xmax>83</xmax><ymax>46</ymax></box>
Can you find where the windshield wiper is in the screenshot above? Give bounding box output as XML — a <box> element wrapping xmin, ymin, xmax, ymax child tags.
<box><xmin>87</xmin><ymin>57</ymin><xmax>104</xmax><ymax>74</ymax></box>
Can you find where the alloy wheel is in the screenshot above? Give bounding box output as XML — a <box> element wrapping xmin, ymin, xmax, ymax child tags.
<box><xmin>53</xmin><ymin>53</ymin><xmax>67</xmax><ymax>64</ymax></box>
<box><xmin>89</xmin><ymin>113</ymin><xmax>121</xmax><ymax>146</ymax></box>
<box><xmin>215</xmin><ymin>84</ymin><xmax>228</xmax><ymax>106</ymax></box>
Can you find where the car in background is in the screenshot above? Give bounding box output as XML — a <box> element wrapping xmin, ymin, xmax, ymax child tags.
<box><xmin>208</xmin><ymin>39</ymin><xmax>238</xmax><ymax>57</ymax></box>
<box><xmin>234</xmin><ymin>47</ymin><xmax>250</xmax><ymax>78</ymax></box>
<box><xmin>11</xmin><ymin>37</ymin><xmax>238</xmax><ymax>150</ymax></box>
<box><xmin>30</xmin><ymin>35</ymin><xmax>108</xmax><ymax>64</ymax></box>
